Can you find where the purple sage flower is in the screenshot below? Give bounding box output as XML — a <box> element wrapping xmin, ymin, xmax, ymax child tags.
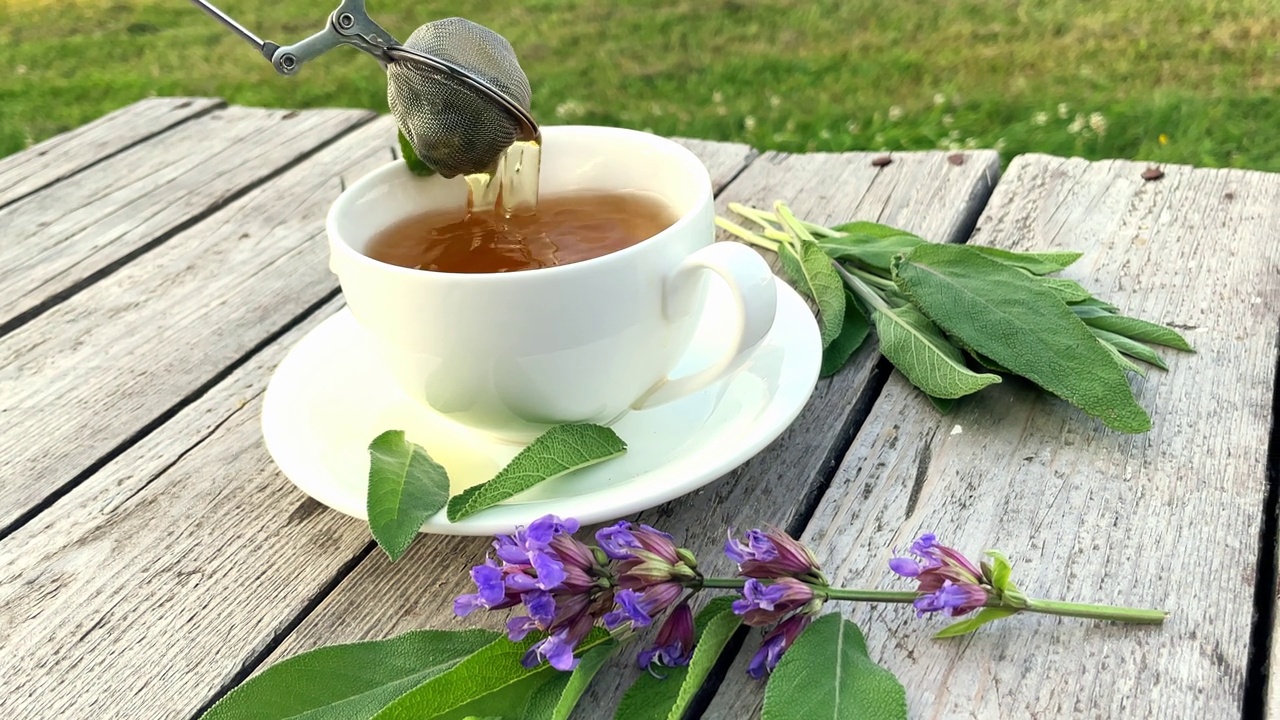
<box><xmin>747</xmin><ymin>613</ymin><xmax>812</xmax><ymax>679</ymax></box>
<box><xmin>603</xmin><ymin>582</ymin><xmax>683</xmax><ymax>629</ymax></box>
<box><xmin>637</xmin><ymin>600</ymin><xmax>695</xmax><ymax>675</ymax></box>
<box><xmin>725</xmin><ymin>527</ymin><xmax>823</xmax><ymax>581</ymax></box>
<box><xmin>457</xmin><ymin>515</ymin><xmax>617</xmax><ymax>669</ymax></box>
<box><xmin>890</xmin><ymin>532</ymin><xmax>990</xmax><ymax>617</ymax></box>
<box><xmin>730</xmin><ymin>578</ymin><xmax>816</xmax><ymax>627</ymax></box>
<box><xmin>600</xmin><ymin>521</ymin><xmax>699</xmax><ymax>591</ymax></box>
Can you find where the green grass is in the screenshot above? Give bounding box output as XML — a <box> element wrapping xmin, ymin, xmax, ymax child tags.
<box><xmin>3</xmin><ymin>0</ymin><xmax>1279</xmax><ymax>169</ymax></box>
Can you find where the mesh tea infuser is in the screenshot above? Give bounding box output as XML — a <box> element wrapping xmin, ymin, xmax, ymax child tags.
<box><xmin>189</xmin><ymin>0</ymin><xmax>538</xmax><ymax>177</ymax></box>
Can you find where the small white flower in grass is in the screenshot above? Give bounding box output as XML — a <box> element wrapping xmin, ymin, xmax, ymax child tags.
<box><xmin>819</xmin><ymin>129</ymin><xmax>832</xmax><ymax>139</ymax></box>
<box><xmin>874</xmin><ymin>132</ymin><xmax>886</xmax><ymax>144</ymax></box>
<box><xmin>769</xmin><ymin>94</ymin><xmax>782</xmax><ymax>108</ymax></box>
<box><xmin>846</xmin><ymin>121</ymin><xmax>861</xmax><ymax>134</ymax></box>
<box><xmin>650</xmin><ymin>102</ymin><xmax>664</xmax><ymax>116</ymax></box>
<box><xmin>888</xmin><ymin>105</ymin><xmax>904</xmax><ymax>121</ymax></box>
<box><xmin>948</xmin><ymin>129</ymin><xmax>961</xmax><ymax>140</ymax></box>
<box><xmin>717</xmin><ymin>106</ymin><xmax>728</xmax><ymax>116</ymax></box>
<box><xmin>1067</xmin><ymin>114</ymin><xmax>1086</xmax><ymax>135</ymax></box>
<box><xmin>712</xmin><ymin>91</ymin><xmax>724</xmax><ymax>104</ymax></box>
<box><xmin>555</xmin><ymin>100</ymin><xmax>585</xmax><ymax>120</ymax></box>
<box><xmin>15</xmin><ymin>64</ymin><xmax>28</xmax><ymax>75</ymax></box>
<box><xmin>933</xmin><ymin>93</ymin><xmax>946</xmax><ymax>106</ymax></box>
<box><xmin>942</xmin><ymin>113</ymin><xmax>954</xmax><ymax>127</ymax></box>
<box><xmin>743</xmin><ymin>115</ymin><xmax>757</xmax><ymax>132</ymax></box>
<box><xmin>1089</xmin><ymin>112</ymin><xmax>1107</xmax><ymax>135</ymax></box>
<box><xmin>964</xmin><ymin>137</ymin><xmax>978</xmax><ymax>149</ymax></box>
<box><xmin>1033</xmin><ymin>111</ymin><xmax>1049</xmax><ymax>126</ymax></box>
<box><xmin>1058</xmin><ymin>102</ymin><xmax>1070</xmax><ymax>119</ymax></box>
<box><xmin>995</xmin><ymin>137</ymin><xmax>1008</xmax><ymax>151</ymax></box>
<box><xmin>785</xmin><ymin>119</ymin><xmax>796</xmax><ymax>132</ymax></box>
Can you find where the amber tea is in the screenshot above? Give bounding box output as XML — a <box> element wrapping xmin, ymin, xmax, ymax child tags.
<box><xmin>364</xmin><ymin>190</ymin><xmax>678</xmax><ymax>273</ymax></box>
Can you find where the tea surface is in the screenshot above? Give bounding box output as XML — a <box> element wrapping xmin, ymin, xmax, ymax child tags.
<box><xmin>365</xmin><ymin>190</ymin><xmax>677</xmax><ymax>273</ymax></box>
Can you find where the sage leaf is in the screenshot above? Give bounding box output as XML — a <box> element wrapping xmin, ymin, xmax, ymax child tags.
<box><xmin>1096</xmin><ymin>337</ymin><xmax>1146</xmax><ymax>376</ymax></box>
<box><xmin>894</xmin><ymin>244</ymin><xmax>1152</xmax><ymax>433</ymax></box>
<box><xmin>761</xmin><ymin>614</ymin><xmax>906</xmax><ymax>720</ymax></box>
<box><xmin>373</xmin><ymin>629</ymin><xmax>611</xmax><ymax>720</ymax></box>
<box><xmin>967</xmin><ymin>246</ymin><xmax>1082</xmax><ymax>275</ymax></box>
<box><xmin>398</xmin><ymin>130</ymin><xmax>436</xmax><ymax>177</ymax></box>
<box><xmin>614</xmin><ymin>598</ymin><xmax>742</xmax><ymax>720</ymax></box>
<box><xmin>934</xmin><ymin>607</ymin><xmax>1020</xmax><ymax>639</ymax></box>
<box><xmin>818</xmin><ymin>233</ymin><xmax>923</xmax><ymax>273</ymax></box>
<box><xmin>550</xmin><ymin>641</ymin><xmax>617</xmax><ymax>720</ymax></box>
<box><xmin>1090</xmin><ymin>327</ymin><xmax>1167</xmax><ymax>370</ymax></box>
<box><xmin>777</xmin><ymin>234</ymin><xmax>846</xmax><ymax>347</ymax></box>
<box><xmin>820</xmin><ymin>291</ymin><xmax>870</xmax><ymax>377</ymax></box>
<box><xmin>1082</xmin><ymin>314</ymin><xmax>1193</xmax><ymax>352</ymax></box>
<box><xmin>1070</xmin><ymin>296</ymin><xmax>1120</xmax><ymax>313</ymax></box>
<box><xmin>446</xmin><ymin>424</ymin><xmax>626</xmax><ymax>522</ymax></box>
<box><xmin>831</xmin><ymin>220</ymin><xmax>923</xmax><ymax>241</ymax></box>
<box><xmin>367</xmin><ymin>430</ymin><xmax>450</xmax><ymax>562</ymax></box>
<box><xmin>872</xmin><ymin>303</ymin><xmax>1000</xmax><ymax>399</ymax></box>
<box><xmin>926</xmin><ymin>394</ymin><xmax>957</xmax><ymax>414</ymax></box>
<box><xmin>199</xmin><ymin>629</ymin><xmax>499</xmax><ymax>720</ymax></box>
<box><xmin>1034</xmin><ymin>276</ymin><xmax>1092</xmax><ymax>303</ymax></box>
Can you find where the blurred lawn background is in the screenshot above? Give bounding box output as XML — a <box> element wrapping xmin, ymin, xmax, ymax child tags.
<box><xmin>2</xmin><ymin>0</ymin><xmax>1278</xmax><ymax>168</ymax></box>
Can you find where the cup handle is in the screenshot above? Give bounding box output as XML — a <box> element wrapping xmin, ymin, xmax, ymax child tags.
<box><xmin>632</xmin><ymin>242</ymin><xmax>778</xmax><ymax>410</ymax></box>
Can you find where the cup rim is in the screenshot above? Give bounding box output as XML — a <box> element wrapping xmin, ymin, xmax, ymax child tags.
<box><xmin>326</xmin><ymin>125</ymin><xmax>714</xmax><ymax>282</ymax></box>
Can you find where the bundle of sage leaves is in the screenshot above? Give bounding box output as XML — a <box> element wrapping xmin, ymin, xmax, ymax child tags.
<box><xmin>717</xmin><ymin>203</ymin><xmax>1193</xmax><ymax>433</ymax></box>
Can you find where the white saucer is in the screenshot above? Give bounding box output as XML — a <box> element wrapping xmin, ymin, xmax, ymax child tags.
<box><xmin>261</xmin><ymin>276</ymin><xmax>820</xmax><ymax>536</ymax></box>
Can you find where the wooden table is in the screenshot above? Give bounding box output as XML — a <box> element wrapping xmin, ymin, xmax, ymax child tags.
<box><xmin>2</xmin><ymin>97</ymin><xmax>1277</xmax><ymax>719</ymax></box>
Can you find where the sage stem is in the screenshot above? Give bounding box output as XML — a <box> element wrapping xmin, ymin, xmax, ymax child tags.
<box><xmin>714</xmin><ymin>216</ymin><xmax>779</xmax><ymax>253</ymax></box>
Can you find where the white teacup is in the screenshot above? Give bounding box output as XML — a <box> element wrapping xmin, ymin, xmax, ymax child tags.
<box><xmin>327</xmin><ymin>125</ymin><xmax>778</xmax><ymax>442</ymax></box>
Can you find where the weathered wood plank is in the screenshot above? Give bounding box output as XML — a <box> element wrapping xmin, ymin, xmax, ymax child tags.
<box><xmin>257</xmin><ymin>149</ymin><xmax>1002</xmax><ymax>718</ymax></box>
<box><xmin>710</xmin><ymin>155</ymin><xmax>1280</xmax><ymax>719</ymax></box>
<box><xmin>672</xmin><ymin>138</ymin><xmax>758</xmax><ymax>191</ymax></box>
<box><xmin>0</xmin><ymin>297</ymin><xmax>383</xmax><ymax>720</ymax></box>
<box><xmin>0</xmin><ymin>117</ymin><xmax>397</xmax><ymax>536</ymax></box>
<box><xmin>0</xmin><ymin>97</ymin><xmax>223</xmax><ymax>209</ymax></box>
<box><xmin>0</xmin><ymin>104</ymin><xmax>372</xmax><ymax>335</ymax></box>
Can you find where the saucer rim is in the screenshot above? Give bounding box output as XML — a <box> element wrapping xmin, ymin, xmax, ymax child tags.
<box><xmin>261</xmin><ymin>275</ymin><xmax>820</xmax><ymax>535</ymax></box>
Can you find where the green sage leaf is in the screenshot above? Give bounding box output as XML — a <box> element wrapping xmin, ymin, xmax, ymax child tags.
<box><xmin>614</xmin><ymin>597</ymin><xmax>742</xmax><ymax>720</ymax></box>
<box><xmin>199</xmin><ymin>629</ymin><xmax>499</xmax><ymax>720</ymax></box>
<box><xmin>820</xmin><ymin>291</ymin><xmax>870</xmax><ymax>377</ymax></box>
<box><xmin>872</xmin><ymin>303</ymin><xmax>1001</xmax><ymax>399</ymax></box>
<box><xmin>367</xmin><ymin>430</ymin><xmax>450</xmax><ymax>562</ymax></box>
<box><xmin>777</xmin><ymin>237</ymin><xmax>846</xmax><ymax>348</ymax></box>
<box><xmin>1097</xmin><ymin>338</ymin><xmax>1146</xmax><ymax>376</ymax></box>
<box><xmin>926</xmin><ymin>394</ymin><xmax>957</xmax><ymax>414</ymax></box>
<box><xmin>398</xmin><ymin>130</ymin><xmax>436</xmax><ymax>177</ymax></box>
<box><xmin>894</xmin><ymin>244</ymin><xmax>1151</xmax><ymax>433</ymax></box>
<box><xmin>762</xmin><ymin>614</ymin><xmax>906</xmax><ymax>720</ymax></box>
<box><xmin>966</xmin><ymin>246</ymin><xmax>1083</xmax><ymax>275</ymax></box>
<box><xmin>446</xmin><ymin>424</ymin><xmax>626</xmax><ymax>522</ymax></box>
<box><xmin>831</xmin><ymin>220</ymin><xmax>922</xmax><ymax>241</ymax></box>
<box><xmin>1069</xmin><ymin>296</ymin><xmax>1120</xmax><ymax>313</ymax></box>
<box><xmin>774</xmin><ymin>203</ymin><xmax>847</xmax><ymax>347</ymax></box>
<box><xmin>1091</xmin><ymin>327</ymin><xmax>1167</xmax><ymax>370</ymax></box>
<box><xmin>374</xmin><ymin>629</ymin><xmax>611</xmax><ymax>720</ymax></box>
<box><xmin>1082</xmin><ymin>314</ymin><xmax>1193</xmax><ymax>352</ymax></box>
<box><xmin>1033</xmin><ymin>276</ymin><xmax>1092</xmax><ymax>303</ymax></box>
<box><xmin>934</xmin><ymin>607</ymin><xmax>1020</xmax><ymax>639</ymax></box>
<box><xmin>551</xmin><ymin>641</ymin><xmax>617</xmax><ymax>720</ymax></box>
<box><xmin>817</xmin><ymin>233</ymin><xmax>923</xmax><ymax>273</ymax></box>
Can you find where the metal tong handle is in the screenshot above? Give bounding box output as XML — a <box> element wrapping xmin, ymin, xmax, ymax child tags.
<box><xmin>188</xmin><ymin>0</ymin><xmax>398</xmax><ymax>75</ymax></box>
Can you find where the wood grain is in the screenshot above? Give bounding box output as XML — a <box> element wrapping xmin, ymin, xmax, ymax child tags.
<box><xmin>710</xmin><ymin>155</ymin><xmax>1280</xmax><ymax>719</ymax></box>
<box><xmin>671</xmin><ymin>138</ymin><xmax>758</xmax><ymax>191</ymax></box>
<box><xmin>0</xmin><ymin>97</ymin><xmax>223</xmax><ymax>209</ymax></box>
<box><xmin>0</xmin><ymin>297</ymin><xmax>383</xmax><ymax>720</ymax></box>
<box><xmin>0</xmin><ymin>104</ymin><xmax>372</xmax><ymax>334</ymax></box>
<box><xmin>258</xmin><ymin>149</ymin><xmax>1002</xmax><ymax>719</ymax></box>
<box><xmin>0</xmin><ymin>117</ymin><xmax>397</xmax><ymax>536</ymax></box>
